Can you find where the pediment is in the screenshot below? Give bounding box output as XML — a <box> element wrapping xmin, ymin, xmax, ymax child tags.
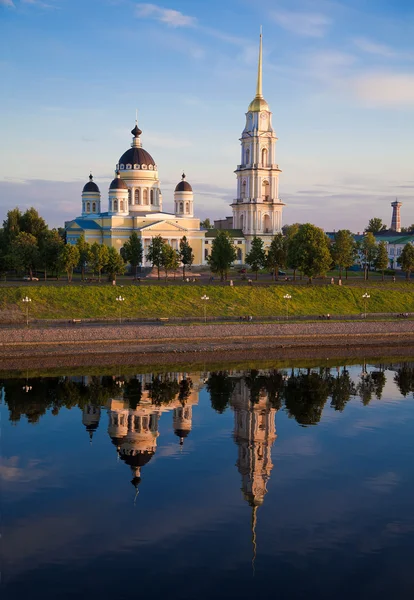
<box><xmin>139</xmin><ymin>220</ymin><xmax>188</xmax><ymax>233</ymax></box>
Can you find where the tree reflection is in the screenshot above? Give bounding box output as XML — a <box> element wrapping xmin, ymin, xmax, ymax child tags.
<box><xmin>206</xmin><ymin>371</ymin><xmax>234</xmax><ymax>413</ymax></box>
<box><xmin>284</xmin><ymin>369</ymin><xmax>332</xmax><ymax>426</ymax></box>
<box><xmin>145</xmin><ymin>374</ymin><xmax>180</xmax><ymax>405</ymax></box>
<box><xmin>394</xmin><ymin>365</ymin><xmax>414</xmax><ymax>397</ymax></box>
<box><xmin>330</xmin><ymin>368</ymin><xmax>355</xmax><ymax>412</ymax></box>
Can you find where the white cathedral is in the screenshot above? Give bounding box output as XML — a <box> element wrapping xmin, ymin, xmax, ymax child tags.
<box><xmin>65</xmin><ymin>33</ymin><xmax>285</xmax><ymax>264</ymax></box>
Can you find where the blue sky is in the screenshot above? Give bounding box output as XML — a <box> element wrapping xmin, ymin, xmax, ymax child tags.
<box><xmin>1</xmin><ymin>0</ymin><xmax>414</xmax><ymax>230</ymax></box>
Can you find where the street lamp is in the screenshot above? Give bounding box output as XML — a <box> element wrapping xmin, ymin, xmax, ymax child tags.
<box><xmin>201</xmin><ymin>294</ymin><xmax>209</xmax><ymax>323</ymax></box>
<box><xmin>283</xmin><ymin>293</ymin><xmax>292</xmax><ymax>320</ymax></box>
<box><xmin>22</xmin><ymin>296</ymin><xmax>31</xmax><ymax>327</ymax></box>
<box><xmin>115</xmin><ymin>295</ymin><xmax>125</xmax><ymax>324</ymax></box>
<box><xmin>362</xmin><ymin>293</ymin><xmax>370</xmax><ymax>318</ymax></box>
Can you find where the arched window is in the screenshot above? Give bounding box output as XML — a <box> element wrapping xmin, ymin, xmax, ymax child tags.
<box><xmin>263</xmin><ymin>214</ymin><xmax>271</xmax><ymax>233</ymax></box>
<box><xmin>240</xmin><ymin>214</ymin><xmax>244</xmax><ymax>230</ymax></box>
<box><xmin>128</xmin><ymin>189</ymin><xmax>132</xmax><ymax>205</ymax></box>
<box><xmin>262</xmin><ymin>180</ymin><xmax>270</xmax><ymax>202</ymax></box>
<box><xmin>92</xmin><ymin>202</ymin><xmax>96</xmax><ymax>213</ymax></box>
<box><xmin>150</xmin><ymin>189</ymin><xmax>154</xmax><ymax>204</ymax></box>
<box><xmin>120</xmin><ymin>200</ymin><xmax>124</xmax><ymax>211</ymax></box>
<box><xmin>86</xmin><ymin>202</ymin><xmax>90</xmax><ymax>212</ymax></box>
<box><xmin>262</xmin><ymin>148</ymin><xmax>268</xmax><ymax>166</ymax></box>
<box><xmin>245</xmin><ymin>148</ymin><xmax>250</xmax><ymax>164</ymax></box>
<box><xmin>180</xmin><ymin>202</ymin><xmax>184</xmax><ymax>213</ymax></box>
<box><xmin>143</xmin><ymin>189</ymin><xmax>148</xmax><ymax>205</ymax></box>
<box><xmin>185</xmin><ymin>202</ymin><xmax>190</xmax><ymax>214</ymax></box>
<box><xmin>135</xmin><ymin>189</ymin><xmax>140</xmax><ymax>204</ymax></box>
<box><xmin>237</xmin><ymin>248</ymin><xmax>242</xmax><ymax>260</ymax></box>
<box><xmin>241</xmin><ymin>180</ymin><xmax>246</xmax><ymax>199</ymax></box>
<box><xmin>114</xmin><ymin>199</ymin><xmax>118</xmax><ymax>211</ymax></box>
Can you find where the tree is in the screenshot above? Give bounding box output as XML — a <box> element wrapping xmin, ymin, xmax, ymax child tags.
<box><xmin>146</xmin><ymin>235</ymin><xmax>165</xmax><ymax>280</ymax></box>
<box><xmin>88</xmin><ymin>242</ymin><xmax>109</xmax><ymax>282</ymax></box>
<box><xmin>2</xmin><ymin>208</ymin><xmax>22</xmax><ymax>248</ymax></box>
<box><xmin>161</xmin><ymin>244</ymin><xmax>179</xmax><ymax>281</ymax></box>
<box><xmin>206</xmin><ymin>371</ymin><xmax>234</xmax><ymax>413</ymax></box>
<box><xmin>106</xmin><ymin>246</ymin><xmax>125</xmax><ymax>282</ymax></box>
<box><xmin>397</xmin><ymin>243</ymin><xmax>414</xmax><ymax>279</ymax></box>
<box><xmin>121</xmin><ymin>232</ymin><xmax>143</xmax><ymax>278</ymax></box>
<box><xmin>284</xmin><ymin>224</ymin><xmax>301</xmax><ymax>280</ymax></box>
<box><xmin>245</xmin><ymin>236</ymin><xmax>266</xmax><ymax>280</ymax></box>
<box><xmin>20</xmin><ymin>207</ymin><xmax>48</xmax><ymax>240</ymax></box>
<box><xmin>59</xmin><ymin>244</ymin><xmax>80</xmax><ymax>283</ymax></box>
<box><xmin>365</xmin><ymin>217</ymin><xmax>387</xmax><ymax>234</ymax></box>
<box><xmin>266</xmin><ymin>233</ymin><xmax>287</xmax><ymax>280</ymax></box>
<box><xmin>11</xmin><ymin>232</ymin><xmax>39</xmax><ymax>279</ymax></box>
<box><xmin>331</xmin><ymin>230</ymin><xmax>357</xmax><ymax>280</ymax></box>
<box><xmin>359</xmin><ymin>232</ymin><xmax>377</xmax><ymax>280</ymax></box>
<box><xmin>179</xmin><ymin>236</ymin><xmax>194</xmax><ymax>280</ymax></box>
<box><xmin>39</xmin><ymin>229</ymin><xmax>64</xmax><ymax>280</ymax></box>
<box><xmin>76</xmin><ymin>234</ymin><xmax>91</xmax><ymax>281</ymax></box>
<box><xmin>207</xmin><ymin>231</ymin><xmax>237</xmax><ymax>281</ymax></box>
<box><xmin>374</xmin><ymin>241</ymin><xmax>389</xmax><ymax>281</ymax></box>
<box><xmin>288</xmin><ymin>224</ymin><xmax>332</xmax><ymax>283</ymax></box>
<box><xmin>401</xmin><ymin>224</ymin><xmax>414</xmax><ymax>234</ymax></box>
<box><xmin>201</xmin><ymin>218</ymin><xmax>213</xmax><ymax>229</ymax></box>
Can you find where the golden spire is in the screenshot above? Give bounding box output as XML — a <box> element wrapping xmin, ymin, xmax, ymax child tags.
<box><xmin>256</xmin><ymin>27</ymin><xmax>263</xmax><ymax>99</ymax></box>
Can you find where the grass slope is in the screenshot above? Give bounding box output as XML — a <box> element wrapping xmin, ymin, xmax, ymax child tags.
<box><xmin>1</xmin><ymin>283</ymin><xmax>413</xmax><ymax>321</ymax></box>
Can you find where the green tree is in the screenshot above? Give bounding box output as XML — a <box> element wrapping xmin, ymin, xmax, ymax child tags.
<box><xmin>365</xmin><ymin>217</ymin><xmax>387</xmax><ymax>233</ymax></box>
<box><xmin>20</xmin><ymin>207</ymin><xmax>48</xmax><ymax>240</ymax></box>
<box><xmin>59</xmin><ymin>244</ymin><xmax>80</xmax><ymax>283</ymax></box>
<box><xmin>11</xmin><ymin>232</ymin><xmax>39</xmax><ymax>279</ymax></box>
<box><xmin>76</xmin><ymin>234</ymin><xmax>91</xmax><ymax>281</ymax></box>
<box><xmin>121</xmin><ymin>232</ymin><xmax>143</xmax><ymax>278</ymax></box>
<box><xmin>331</xmin><ymin>230</ymin><xmax>357</xmax><ymax>280</ymax></box>
<box><xmin>88</xmin><ymin>242</ymin><xmax>109</xmax><ymax>282</ymax></box>
<box><xmin>359</xmin><ymin>232</ymin><xmax>377</xmax><ymax>280</ymax></box>
<box><xmin>161</xmin><ymin>244</ymin><xmax>179</xmax><ymax>281</ymax></box>
<box><xmin>2</xmin><ymin>208</ymin><xmax>22</xmax><ymax>248</ymax></box>
<box><xmin>374</xmin><ymin>241</ymin><xmax>389</xmax><ymax>281</ymax></box>
<box><xmin>179</xmin><ymin>235</ymin><xmax>194</xmax><ymax>280</ymax></box>
<box><xmin>245</xmin><ymin>236</ymin><xmax>266</xmax><ymax>280</ymax></box>
<box><xmin>146</xmin><ymin>234</ymin><xmax>165</xmax><ymax>280</ymax></box>
<box><xmin>266</xmin><ymin>233</ymin><xmax>287</xmax><ymax>280</ymax></box>
<box><xmin>106</xmin><ymin>246</ymin><xmax>125</xmax><ymax>282</ymax></box>
<box><xmin>284</xmin><ymin>224</ymin><xmax>301</xmax><ymax>280</ymax></box>
<box><xmin>39</xmin><ymin>229</ymin><xmax>64</xmax><ymax>280</ymax></box>
<box><xmin>206</xmin><ymin>371</ymin><xmax>234</xmax><ymax>413</ymax></box>
<box><xmin>201</xmin><ymin>218</ymin><xmax>213</xmax><ymax>229</ymax></box>
<box><xmin>397</xmin><ymin>243</ymin><xmax>414</xmax><ymax>279</ymax></box>
<box><xmin>288</xmin><ymin>224</ymin><xmax>332</xmax><ymax>283</ymax></box>
<box><xmin>208</xmin><ymin>231</ymin><xmax>237</xmax><ymax>281</ymax></box>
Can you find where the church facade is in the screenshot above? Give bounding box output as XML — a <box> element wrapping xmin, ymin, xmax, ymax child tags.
<box><xmin>65</xmin><ymin>34</ymin><xmax>284</xmax><ymax>266</ymax></box>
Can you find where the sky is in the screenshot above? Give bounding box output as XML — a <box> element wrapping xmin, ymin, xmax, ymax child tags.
<box><xmin>1</xmin><ymin>0</ymin><xmax>414</xmax><ymax>231</ymax></box>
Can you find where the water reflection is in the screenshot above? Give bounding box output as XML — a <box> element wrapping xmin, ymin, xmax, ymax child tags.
<box><xmin>3</xmin><ymin>361</ymin><xmax>414</xmax><ymax>599</ymax></box>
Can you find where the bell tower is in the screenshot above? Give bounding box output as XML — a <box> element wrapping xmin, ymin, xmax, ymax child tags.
<box><xmin>232</xmin><ymin>32</ymin><xmax>284</xmax><ymax>251</ymax></box>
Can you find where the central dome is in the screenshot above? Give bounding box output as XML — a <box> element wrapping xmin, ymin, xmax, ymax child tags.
<box><xmin>118</xmin><ymin>147</ymin><xmax>155</xmax><ymax>168</ymax></box>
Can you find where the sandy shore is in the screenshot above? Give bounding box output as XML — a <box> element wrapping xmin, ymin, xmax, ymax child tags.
<box><xmin>0</xmin><ymin>320</ymin><xmax>413</xmax><ymax>371</ymax></box>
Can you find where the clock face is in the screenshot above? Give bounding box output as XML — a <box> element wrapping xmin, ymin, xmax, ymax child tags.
<box><xmin>260</xmin><ymin>112</ymin><xmax>267</xmax><ymax>119</ymax></box>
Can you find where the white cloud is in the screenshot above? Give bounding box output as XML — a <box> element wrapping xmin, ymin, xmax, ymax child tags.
<box><xmin>135</xmin><ymin>3</ymin><xmax>196</xmax><ymax>27</ymax></box>
<box><xmin>271</xmin><ymin>10</ymin><xmax>331</xmax><ymax>37</ymax></box>
<box><xmin>0</xmin><ymin>0</ymin><xmax>15</xmax><ymax>7</ymax></box>
<box><xmin>353</xmin><ymin>37</ymin><xmax>396</xmax><ymax>58</ymax></box>
<box><xmin>353</xmin><ymin>72</ymin><xmax>414</xmax><ymax>107</ymax></box>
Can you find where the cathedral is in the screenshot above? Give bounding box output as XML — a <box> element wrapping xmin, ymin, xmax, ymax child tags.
<box><xmin>65</xmin><ymin>34</ymin><xmax>284</xmax><ymax>265</ymax></box>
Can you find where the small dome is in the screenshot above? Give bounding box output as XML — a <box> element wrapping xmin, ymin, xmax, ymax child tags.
<box><xmin>109</xmin><ymin>171</ymin><xmax>128</xmax><ymax>190</ymax></box>
<box><xmin>175</xmin><ymin>173</ymin><xmax>192</xmax><ymax>192</ymax></box>
<box><xmin>131</xmin><ymin>124</ymin><xmax>142</xmax><ymax>138</ymax></box>
<box><xmin>248</xmin><ymin>96</ymin><xmax>269</xmax><ymax>112</ymax></box>
<box><xmin>120</xmin><ymin>450</ymin><xmax>155</xmax><ymax>469</ymax></box>
<box><xmin>174</xmin><ymin>428</ymin><xmax>190</xmax><ymax>439</ymax></box>
<box><xmin>83</xmin><ymin>174</ymin><xmax>100</xmax><ymax>193</ymax></box>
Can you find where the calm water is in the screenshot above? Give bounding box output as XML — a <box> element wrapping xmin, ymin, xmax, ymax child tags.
<box><xmin>2</xmin><ymin>361</ymin><xmax>414</xmax><ymax>599</ymax></box>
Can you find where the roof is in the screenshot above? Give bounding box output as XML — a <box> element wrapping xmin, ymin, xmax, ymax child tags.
<box><xmin>83</xmin><ymin>174</ymin><xmax>100</xmax><ymax>193</ymax></box>
<box><xmin>72</xmin><ymin>219</ymin><xmax>102</xmax><ymax>230</ymax></box>
<box><xmin>119</xmin><ymin>147</ymin><xmax>155</xmax><ymax>167</ymax></box>
<box><xmin>175</xmin><ymin>173</ymin><xmax>192</xmax><ymax>193</ymax></box>
<box><xmin>205</xmin><ymin>228</ymin><xmax>245</xmax><ymax>238</ymax></box>
<box><xmin>110</xmin><ymin>174</ymin><xmax>128</xmax><ymax>190</ymax></box>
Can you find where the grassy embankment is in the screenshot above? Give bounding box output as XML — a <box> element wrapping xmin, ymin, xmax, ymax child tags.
<box><xmin>1</xmin><ymin>283</ymin><xmax>413</xmax><ymax>321</ymax></box>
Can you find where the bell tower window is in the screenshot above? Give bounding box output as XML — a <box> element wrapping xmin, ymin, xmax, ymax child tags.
<box><xmin>262</xmin><ymin>148</ymin><xmax>268</xmax><ymax>167</ymax></box>
<box><xmin>143</xmin><ymin>189</ymin><xmax>148</xmax><ymax>205</ymax></box>
<box><xmin>150</xmin><ymin>189</ymin><xmax>154</xmax><ymax>204</ymax></box>
<box><xmin>92</xmin><ymin>202</ymin><xmax>96</xmax><ymax>213</ymax></box>
<box><xmin>114</xmin><ymin>199</ymin><xmax>118</xmax><ymax>211</ymax></box>
<box><xmin>120</xmin><ymin>200</ymin><xmax>124</xmax><ymax>211</ymax></box>
<box><xmin>245</xmin><ymin>148</ymin><xmax>250</xmax><ymax>165</ymax></box>
<box><xmin>262</xmin><ymin>180</ymin><xmax>270</xmax><ymax>202</ymax></box>
<box><xmin>135</xmin><ymin>189</ymin><xmax>140</xmax><ymax>204</ymax></box>
<box><xmin>86</xmin><ymin>202</ymin><xmax>90</xmax><ymax>212</ymax></box>
<box><xmin>241</xmin><ymin>180</ymin><xmax>247</xmax><ymax>199</ymax></box>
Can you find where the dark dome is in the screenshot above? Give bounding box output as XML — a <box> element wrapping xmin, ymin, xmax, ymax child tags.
<box><xmin>175</xmin><ymin>172</ymin><xmax>192</xmax><ymax>192</ymax></box>
<box><xmin>118</xmin><ymin>147</ymin><xmax>155</xmax><ymax>168</ymax></box>
<box><xmin>174</xmin><ymin>428</ymin><xmax>190</xmax><ymax>439</ymax></box>
<box><xmin>83</xmin><ymin>174</ymin><xmax>100</xmax><ymax>193</ymax></box>
<box><xmin>120</xmin><ymin>450</ymin><xmax>155</xmax><ymax>469</ymax></box>
<box><xmin>109</xmin><ymin>172</ymin><xmax>128</xmax><ymax>190</ymax></box>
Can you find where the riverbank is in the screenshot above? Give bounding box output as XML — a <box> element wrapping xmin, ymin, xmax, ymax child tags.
<box><xmin>1</xmin><ymin>320</ymin><xmax>413</xmax><ymax>371</ymax></box>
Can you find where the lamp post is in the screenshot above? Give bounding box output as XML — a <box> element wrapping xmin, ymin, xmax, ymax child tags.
<box><xmin>115</xmin><ymin>296</ymin><xmax>125</xmax><ymax>324</ymax></box>
<box><xmin>22</xmin><ymin>296</ymin><xmax>31</xmax><ymax>327</ymax></box>
<box><xmin>201</xmin><ymin>294</ymin><xmax>209</xmax><ymax>323</ymax></box>
<box><xmin>362</xmin><ymin>292</ymin><xmax>370</xmax><ymax>319</ymax></box>
<box><xmin>283</xmin><ymin>293</ymin><xmax>292</xmax><ymax>320</ymax></box>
